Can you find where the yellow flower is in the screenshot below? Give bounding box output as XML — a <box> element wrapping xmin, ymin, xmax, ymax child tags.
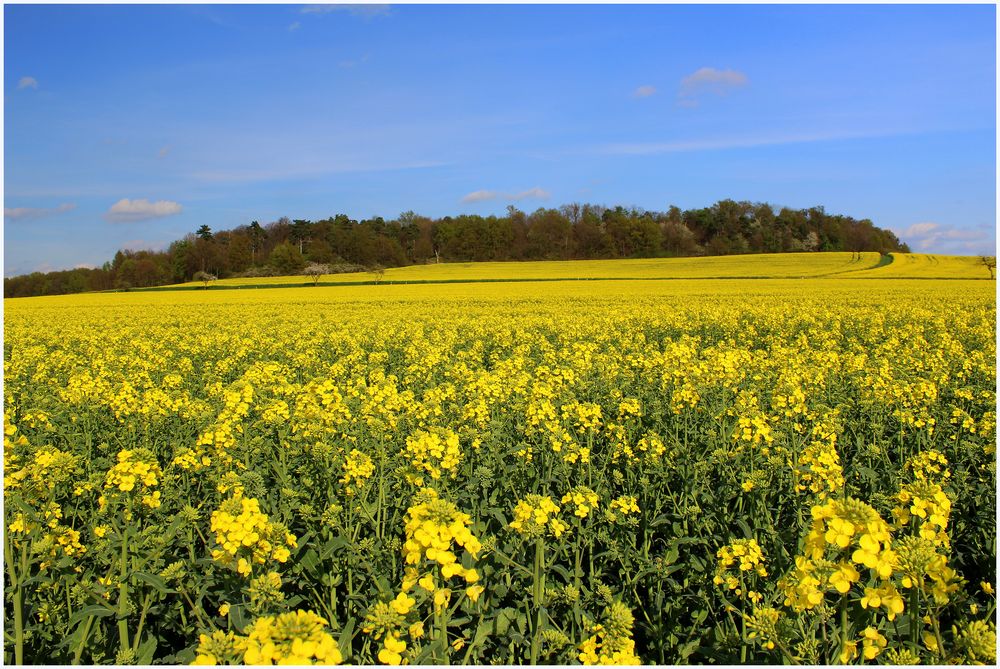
<box><xmin>219</xmin><ymin>603</ymin><xmax>231</xmax><ymax>617</ymax></box>
<box><xmin>466</xmin><ymin>585</ymin><xmax>485</xmax><ymax>602</ymax></box>
<box><xmin>861</xmin><ymin>627</ymin><xmax>887</xmax><ymax>660</ymax></box>
<box><xmin>390</xmin><ymin>592</ymin><xmax>415</xmax><ymax>616</ymax></box>
<box><xmin>839</xmin><ymin>640</ymin><xmax>858</xmax><ymax>663</ymax></box>
<box><xmin>378</xmin><ymin>634</ymin><xmax>406</xmax><ymax>665</ymax></box>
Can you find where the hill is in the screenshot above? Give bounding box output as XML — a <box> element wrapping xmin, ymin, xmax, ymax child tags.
<box><xmin>4</xmin><ymin>199</ymin><xmax>910</xmax><ymax>298</ymax></box>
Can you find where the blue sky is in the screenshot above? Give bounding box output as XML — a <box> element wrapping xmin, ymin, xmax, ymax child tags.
<box><xmin>3</xmin><ymin>3</ymin><xmax>996</xmax><ymax>276</ymax></box>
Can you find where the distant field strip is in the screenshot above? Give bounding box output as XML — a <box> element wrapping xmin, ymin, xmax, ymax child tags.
<box><xmin>163</xmin><ymin>252</ymin><xmax>883</xmax><ymax>290</ymax></box>
<box><xmin>844</xmin><ymin>253</ymin><xmax>990</xmax><ymax>279</ymax></box>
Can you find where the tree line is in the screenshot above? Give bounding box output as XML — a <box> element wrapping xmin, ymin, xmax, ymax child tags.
<box><xmin>4</xmin><ymin>199</ymin><xmax>910</xmax><ymax>297</ymax></box>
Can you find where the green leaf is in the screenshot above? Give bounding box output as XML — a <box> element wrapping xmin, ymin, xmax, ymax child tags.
<box><xmin>337</xmin><ymin>617</ymin><xmax>356</xmax><ymax>661</ymax></box>
<box><xmin>137</xmin><ymin>634</ymin><xmax>158</xmax><ymax>665</ymax></box>
<box><xmin>133</xmin><ymin>571</ymin><xmax>173</xmax><ymax>595</ymax></box>
<box><xmin>68</xmin><ymin>604</ymin><xmax>115</xmax><ymax>626</ymax></box>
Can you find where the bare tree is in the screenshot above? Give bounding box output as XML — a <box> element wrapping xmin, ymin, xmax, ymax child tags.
<box><xmin>192</xmin><ymin>270</ymin><xmax>217</xmax><ymax>289</ymax></box>
<box><xmin>302</xmin><ymin>262</ymin><xmax>331</xmax><ymax>286</ymax></box>
<box><xmin>369</xmin><ymin>264</ymin><xmax>386</xmax><ymax>284</ymax></box>
<box><xmin>979</xmin><ymin>255</ymin><xmax>996</xmax><ymax>279</ymax></box>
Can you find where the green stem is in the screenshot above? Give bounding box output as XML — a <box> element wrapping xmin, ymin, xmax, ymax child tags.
<box><xmin>530</xmin><ymin>539</ymin><xmax>545</xmax><ymax>664</ymax></box>
<box><xmin>132</xmin><ymin>593</ymin><xmax>153</xmax><ymax>654</ymax></box>
<box><xmin>5</xmin><ymin>537</ymin><xmax>24</xmax><ymax>665</ymax></box>
<box><xmin>72</xmin><ymin>615</ymin><xmax>96</xmax><ymax>665</ymax></box>
<box><xmin>908</xmin><ymin>588</ymin><xmax>920</xmax><ymax>653</ymax></box>
<box><xmin>839</xmin><ymin>596</ymin><xmax>849</xmax><ymax>664</ymax></box>
<box><xmin>117</xmin><ymin>525</ymin><xmax>131</xmax><ymax>654</ymax></box>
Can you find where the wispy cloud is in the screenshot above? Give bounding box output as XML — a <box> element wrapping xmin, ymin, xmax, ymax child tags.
<box><xmin>461</xmin><ymin>187</ymin><xmax>550</xmax><ymax>204</ymax></box>
<box><xmin>633</xmin><ymin>84</ymin><xmax>656</xmax><ymax>98</ymax></box>
<box><xmin>105</xmin><ymin>198</ymin><xmax>183</xmax><ymax>223</ymax></box>
<box><xmin>4</xmin><ymin>203</ymin><xmax>76</xmax><ymax>221</ymax></box>
<box><xmin>594</xmin><ymin>128</ymin><xmax>906</xmax><ymax>156</ymax></box>
<box><xmin>288</xmin><ymin>21</ymin><xmax>301</xmax><ymax>32</ymax></box>
<box><xmin>678</xmin><ymin>67</ymin><xmax>747</xmax><ymax>106</ymax></box>
<box><xmin>301</xmin><ymin>4</ymin><xmax>392</xmax><ymax>19</ymax></box>
<box><xmin>899</xmin><ymin>221</ymin><xmax>996</xmax><ymax>255</ymax></box>
<box><xmin>121</xmin><ymin>239</ymin><xmax>169</xmax><ymax>252</ymax></box>
<box><xmin>338</xmin><ymin>53</ymin><xmax>370</xmax><ymax>68</ymax></box>
<box><xmin>17</xmin><ymin>76</ymin><xmax>38</xmax><ymax>90</ymax></box>
<box><xmin>190</xmin><ymin>159</ymin><xmax>446</xmax><ymax>184</ymax></box>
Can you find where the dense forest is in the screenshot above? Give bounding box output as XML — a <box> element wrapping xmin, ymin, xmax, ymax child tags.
<box><xmin>4</xmin><ymin>199</ymin><xmax>909</xmax><ymax>297</ymax></box>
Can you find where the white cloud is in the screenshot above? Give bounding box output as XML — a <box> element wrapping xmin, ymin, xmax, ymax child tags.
<box><xmin>461</xmin><ymin>190</ymin><xmax>499</xmax><ymax>203</ymax></box>
<box><xmin>678</xmin><ymin>67</ymin><xmax>748</xmax><ymax>105</ymax></box>
<box><xmin>900</xmin><ymin>221</ymin><xmax>996</xmax><ymax>255</ymax></box>
<box><xmin>288</xmin><ymin>21</ymin><xmax>301</xmax><ymax>31</ymax></box>
<box><xmin>461</xmin><ymin>187</ymin><xmax>550</xmax><ymax>204</ymax></box>
<box><xmin>17</xmin><ymin>76</ymin><xmax>38</xmax><ymax>90</ymax></box>
<box><xmin>4</xmin><ymin>203</ymin><xmax>76</xmax><ymax>221</ymax></box>
<box><xmin>301</xmin><ymin>4</ymin><xmax>392</xmax><ymax>19</ymax></box>
<box><xmin>74</xmin><ymin>263</ymin><xmax>97</xmax><ymax>270</ymax></box>
<box><xmin>905</xmin><ymin>222</ymin><xmax>939</xmax><ymax>237</ymax></box>
<box><xmin>633</xmin><ymin>85</ymin><xmax>656</xmax><ymax>98</ymax></box>
<box><xmin>105</xmin><ymin>198</ymin><xmax>183</xmax><ymax>223</ymax></box>
<box><xmin>511</xmin><ymin>187</ymin><xmax>550</xmax><ymax>201</ymax></box>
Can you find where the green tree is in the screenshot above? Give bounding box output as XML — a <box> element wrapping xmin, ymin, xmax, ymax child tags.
<box><xmin>269</xmin><ymin>242</ymin><xmax>306</xmax><ymax>275</ymax></box>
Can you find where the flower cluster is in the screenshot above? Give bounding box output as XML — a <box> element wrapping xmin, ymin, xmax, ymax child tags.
<box><xmin>780</xmin><ymin>497</ymin><xmax>898</xmax><ymax>613</ymax></box>
<box><xmin>954</xmin><ymin>619</ymin><xmax>996</xmax><ymax>665</ymax></box>
<box><xmin>906</xmin><ymin>449</ymin><xmax>951</xmax><ymax>483</ymax></box>
<box><xmin>193</xmin><ymin>610</ymin><xmax>342</xmax><ymax>665</ymax></box>
<box><xmin>192</xmin><ymin>630</ymin><xmax>247</xmax><ymax>665</ymax></box>
<box><xmin>243</xmin><ymin>610</ymin><xmax>342</xmax><ymax>665</ymax></box>
<box><xmin>209</xmin><ymin>494</ymin><xmax>297</xmax><ymax>576</ymax></box>
<box><xmin>99</xmin><ymin>448</ymin><xmax>163</xmax><ymax>513</ymax></box>
<box><xmin>340</xmin><ymin>448</ymin><xmax>375</xmax><ymax>494</ymax></box>
<box><xmin>804</xmin><ymin>497</ymin><xmax>894</xmax><ymax>578</ymax></box>
<box><xmin>745</xmin><ymin>607</ymin><xmax>782</xmax><ymax>651</ymax></box>
<box><xmin>402</xmin><ymin>488</ymin><xmax>481</xmax><ymax>590</ymax></box>
<box><xmin>561</xmin><ymin>486</ymin><xmax>599</xmax><ymax>519</ymax></box>
<box><xmin>793</xmin><ymin>438</ymin><xmax>843</xmax><ymax>499</ymax></box>
<box><xmin>859</xmin><ymin>626</ymin><xmax>887</xmax><ymax>660</ymax></box>
<box><xmin>617</xmin><ymin>397</ymin><xmax>642</xmax><ymax>419</ymax></box>
<box><xmin>606</xmin><ymin>496</ymin><xmax>641</xmax><ymax>523</ymax></box>
<box><xmin>714</xmin><ymin>538</ymin><xmax>767</xmax><ymax>601</ymax></box>
<box><xmin>578</xmin><ymin>600</ymin><xmax>642</xmax><ymax>665</ymax></box>
<box><xmin>509</xmin><ymin>494</ymin><xmax>568</xmax><ymax>539</ymax></box>
<box><xmin>894</xmin><ymin>481</ymin><xmax>953</xmax><ymax>546</ymax></box>
<box><xmin>405</xmin><ymin>428</ymin><xmax>462</xmax><ymax>481</ymax></box>
<box><xmin>894</xmin><ymin>535</ymin><xmax>960</xmax><ymax>605</ymax></box>
<box><xmin>362</xmin><ymin>600</ymin><xmax>415</xmax><ymax>665</ymax></box>
<box><xmin>562</xmin><ymin>400</ymin><xmax>603</xmax><ymax>433</ymax></box>
<box><xmin>546</xmin><ymin>424</ymin><xmax>590</xmax><ymax>464</ymax></box>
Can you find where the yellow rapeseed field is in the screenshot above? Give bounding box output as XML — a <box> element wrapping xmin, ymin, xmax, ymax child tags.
<box><xmin>842</xmin><ymin>253</ymin><xmax>990</xmax><ymax>279</ymax></box>
<box><xmin>3</xmin><ymin>266</ymin><xmax>996</xmax><ymax>665</ymax></box>
<box><xmin>170</xmin><ymin>251</ymin><xmax>883</xmax><ymax>288</ymax></box>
